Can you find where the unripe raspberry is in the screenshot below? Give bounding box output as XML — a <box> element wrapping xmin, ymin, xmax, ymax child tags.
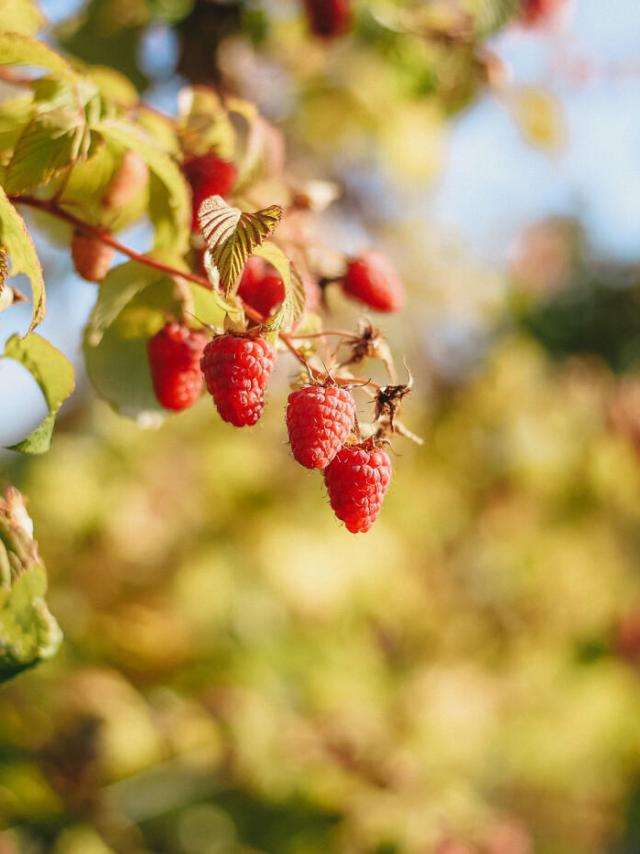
<box><xmin>102</xmin><ymin>149</ymin><xmax>149</xmax><ymax>210</ymax></box>
<box><xmin>183</xmin><ymin>154</ymin><xmax>237</xmax><ymax>230</ymax></box>
<box><xmin>148</xmin><ymin>322</ymin><xmax>208</xmax><ymax>412</ymax></box>
<box><xmin>71</xmin><ymin>230</ymin><xmax>115</xmax><ymax>283</ymax></box>
<box><xmin>238</xmin><ymin>257</ymin><xmax>285</xmax><ymax>318</ymax></box>
<box><xmin>342</xmin><ymin>251</ymin><xmax>404</xmax><ymax>313</ymax></box>
<box><xmin>324</xmin><ymin>443</ymin><xmax>392</xmax><ymax>533</ymax></box>
<box><xmin>201</xmin><ymin>333</ymin><xmax>275</xmax><ymax>427</ymax></box>
<box><xmin>303</xmin><ymin>0</ymin><xmax>351</xmax><ymax>39</ymax></box>
<box><xmin>287</xmin><ymin>384</ymin><xmax>356</xmax><ymax>469</ymax></box>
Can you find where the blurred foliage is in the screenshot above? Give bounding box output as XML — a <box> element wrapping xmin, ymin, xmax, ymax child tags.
<box><xmin>5</xmin><ymin>0</ymin><xmax>640</xmax><ymax>851</ymax></box>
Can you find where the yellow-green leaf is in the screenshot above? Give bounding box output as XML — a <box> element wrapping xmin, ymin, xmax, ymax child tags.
<box><xmin>254</xmin><ymin>242</ymin><xmax>306</xmax><ymax>339</ymax></box>
<box><xmin>0</xmin><ymin>32</ymin><xmax>77</xmax><ymax>82</ymax></box>
<box><xmin>3</xmin><ymin>333</ymin><xmax>75</xmax><ymax>454</ymax></box>
<box><xmin>0</xmin><ymin>186</ymin><xmax>45</xmax><ymax>329</ymax></box>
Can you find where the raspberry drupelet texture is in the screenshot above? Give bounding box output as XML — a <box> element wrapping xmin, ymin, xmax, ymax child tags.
<box><xmin>324</xmin><ymin>443</ymin><xmax>392</xmax><ymax>533</ymax></box>
<box><xmin>287</xmin><ymin>385</ymin><xmax>356</xmax><ymax>469</ymax></box>
<box><xmin>148</xmin><ymin>322</ymin><xmax>208</xmax><ymax>412</ymax></box>
<box><xmin>201</xmin><ymin>333</ymin><xmax>275</xmax><ymax>427</ymax></box>
<box><xmin>237</xmin><ymin>256</ymin><xmax>285</xmax><ymax>318</ymax></box>
<box><xmin>183</xmin><ymin>154</ymin><xmax>237</xmax><ymax>230</ymax></box>
<box><xmin>342</xmin><ymin>250</ymin><xmax>405</xmax><ymax>313</ymax></box>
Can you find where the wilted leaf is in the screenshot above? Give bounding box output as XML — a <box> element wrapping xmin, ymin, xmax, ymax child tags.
<box><xmin>0</xmin><ymin>186</ymin><xmax>45</xmax><ymax>329</ymax></box>
<box><xmin>3</xmin><ymin>333</ymin><xmax>75</xmax><ymax>454</ymax></box>
<box><xmin>198</xmin><ymin>195</ymin><xmax>282</xmax><ymax>296</ymax></box>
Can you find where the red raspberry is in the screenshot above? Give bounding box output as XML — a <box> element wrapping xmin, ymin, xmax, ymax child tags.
<box><xmin>342</xmin><ymin>251</ymin><xmax>404</xmax><ymax>313</ymax></box>
<box><xmin>303</xmin><ymin>0</ymin><xmax>351</xmax><ymax>38</ymax></box>
<box><xmin>237</xmin><ymin>256</ymin><xmax>285</xmax><ymax>318</ymax></box>
<box><xmin>201</xmin><ymin>333</ymin><xmax>275</xmax><ymax>427</ymax></box>
<box><xmin>324</xmin><ymin>443</ymin><xmax>392</xmax><ymax>533</ymax></box>
<box><xmin>148</xmin><ymin>322</ymin><xmax>208</xmax><ymax>411</ymax></box>
<box><xmin>183</xmin><ymin>154</ymin><xmax>237</xmax><ymax>230</ymax></box>
<box><xmin>287</xmin><ymin>384</ymin><xmax>356</xmax><ymax>469</ymax></box>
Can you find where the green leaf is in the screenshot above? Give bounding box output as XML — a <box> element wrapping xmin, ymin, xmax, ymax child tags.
<box><xmin>3</xmin><ymin>333</ymin><xmax>75</xmax><ymax>454</ymax></box>
<box><xmin>473</xmin><ymin>0</ymin><xmax>520</xmax><ymax>36</ymax></box>
<box><xmin>0</xmin><ymin>32</ymin><xmax>78</xmax><ymax>81</ymax></box>
<box><xmin>94</xmin><ymin>118</ymin><xmax>191</xmax><ymax>253</ymax></box>
<box><xmin>177</xmin><ymin>85</ymin><xmax>236</xmax><ymax>160</ymax></box>
<box><xmin>254</xmin><ymin>243</ymin><xmax>306</xmax><ymax>339</ymax></box>
<box><xmin>3</xmin><ymin>77</ymin><xmax>94</xmax><ymax>194</ymax></box>
<box><xmin>0</xmin><ymin>94</ymin><xmax>35</xmax><ymax>165</ymax></box>
<box><xmin>198</xmin><ymin>195</ymin><xmax>282</xmax><ymax>297</ymax></box>
<box><xmin>0</xmin><ymin>0</ymin><xmax>45</xmax><ymax>36</ymax></box>
<box><xmin>0</xmin><ymin>565</ymin><xmax>62</xmax><ymax>682</ymax></box>
<box><xmin>83</xmin><ymin>259</ymin><xmax>231</xmax><ymax>419</ymax></box>
<box><xmin>0</xmin><ymin>186</ymin><xmax>45</xmax><ymax>329</ymax></box>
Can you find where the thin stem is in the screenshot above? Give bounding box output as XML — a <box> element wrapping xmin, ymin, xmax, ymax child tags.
<box><xmin>10</xmin><ymin>194</ymin><xmax>383</xmax><ymax>390</ymax></box>
<box><xmin>10</xmin><ymin>195</ymin><xmax>213</xmax><ymax>290</ymax></box>
<box><xmin>288</xmin><ymin>329</ymin><xmax>358</xmax><ymax>340</ymax></box>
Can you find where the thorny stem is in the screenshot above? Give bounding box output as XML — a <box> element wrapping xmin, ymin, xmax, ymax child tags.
<box><xmin>9</xmin><ymin>194</ymin><xmax>383</xmax><ymax>390</ymax></box>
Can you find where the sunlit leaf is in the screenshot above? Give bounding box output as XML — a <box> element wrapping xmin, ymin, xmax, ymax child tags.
<box><xmin>252</xmin><ymin>242</ymin><xmax>305</xmax><ymax>339</ymax></box>
<box><xmin>0</xmin><ymin>31</ymin><xmax>77</xmax><ymax>81</ymax></box>
<box><xmin>0</xmin><ymin>186</ymin><xmax>45</xmax><ymax>329</ymax></box>
<box><xmin>198</xmin><ymin>195</ymin><xmax>282</xmax><ymax>296</ymax></box>
<box><xmin>3</xmin><ymin>333</ymin><xmax>75</xmax><ymax>454</ymax></box>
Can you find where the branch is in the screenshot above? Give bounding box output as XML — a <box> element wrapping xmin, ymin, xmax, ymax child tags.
<box><xmin>9</xmin><ymin>195</ymin><xmax>382</xmax><ymax>390</ymax></box>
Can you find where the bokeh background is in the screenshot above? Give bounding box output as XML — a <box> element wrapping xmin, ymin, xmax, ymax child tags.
<box><xmin>3</xmin><ymin>1</ymin><xmax>640</xmax><ymax>851</ymax></box>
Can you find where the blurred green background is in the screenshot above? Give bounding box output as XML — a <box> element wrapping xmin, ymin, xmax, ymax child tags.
<box><xmin>4</xmin><ymin>1</ymin><xmax>640</xmax><ymax>852</ymax></box>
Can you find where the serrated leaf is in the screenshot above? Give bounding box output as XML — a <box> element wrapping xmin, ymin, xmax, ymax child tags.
<box><xmin>0</xmin><ymin>186</ymin><xmax>45</xmax><ymax>329</ymax></box>
<box><xmin>3</xmin><ymin>333</ymin><xmax>75</xmax><ymax>453</ymax></box>
<box><xmin>254</xmin><ymin>243</ymin><xmax>306</xmax><ymax>340</ymax></box>
<box><xmin>198</xmin><ymin>195</ymin><xmax>282</xmax><ymax>297</ymax></box>
<box><xmin>0</xmin><ymin>32</ymin><xmax>77</xmax><ymax>81</ymax></box>
<box><xmin>94</xmin><ymin>118</ymin><xmax>191</xmax><ymax>253</ymax></box>
<box><xmin>3</xmin><ymin>77</ymin><xmax>96</xmax><ymax>195</ymax></box>
<box><xmin>83</xmin><ymin>259</ymin><xmax>232</xmax><ymax>419</ymax></box>
<box><xmin>0</xmin><ymin>247</ymin><xmax>7</xmax><ymax>285</ymax></box>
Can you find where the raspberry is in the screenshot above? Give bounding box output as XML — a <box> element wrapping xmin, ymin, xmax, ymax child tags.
<box><xmin>324</xmin><ymin>443</ymin><xmax>392</xmax><ymax>533</ymax></box>
<box><xmin>183</xmin><ymin>154</ymin><xmax>237</xmax><ymax>230</ymax></box>
<box><xmin>287</xmin><ymin>384</ymin><xmax>356</xmax><ymax>469</ymax></box>
<box><xmin>238</xmin><ymin>257</ymin><xmax>285</xmax><ymax>318</ymax></box>
<box><xmin>148</xmin><ymin>322</ymin><xmax>208</xmax><ymax>411</ymax></box>
<box><xmin>102</xmin><ymin>149</ymin><xmax>149</xmax><ymax>210</ymax></box>
<box><xmin>201</xmin><ymin>333</ymin><xmax>275</xmax><ymax>427</ymax></box>
<box><xmin>303</xmin><ymin>0</ymin><xmax>351</xmax><ymax>38</ymax></box>
<box><xmin>71</xmin><ymin>230</ymin><xmax>114</xmax><ymax>283</ymax></box>
<box><xmin>342</xmin><ymin>251</ymin><xmax>404</xmax><ymax>313</ymax></box>
<box><xmin>520</xmin><ymin>0</ymin><xmax>573</xmax><ymax>27</ymax></box>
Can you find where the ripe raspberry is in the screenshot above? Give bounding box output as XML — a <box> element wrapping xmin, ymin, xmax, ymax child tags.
<box><xmin>342</xmin><ymin>251</ymin><xmax>404</xmax><ymax>313</ymax></box>
<box><xmin>238</xmin><ymin>257</ymin><xmax>285</xmax><ymax>318</ymax></box>
<box><xmin>201</xmin><ymin>333</ymin><xmax>275</xmax><ymax>426</ymax></box>
<box><xmin>71</xmin><ymin>230</ymin><xmax>114</xmax><ymax>283</ymax></box>
<box><xmin>324</xmin><ymin>443</ymin><xmax>392</xmax><ymax>533</ymax></box>
<box><xmin>287</xmin><ymin>384</ymin><xmax>356</xmax><ymax>469</ymax></box>
<box><xmin>183</xmin><ymin>154</ymin><xmax>237</xmax><ymax>230</ymax></box>
<box><xmin>148</xmin><ymin>322</ymin><xmax>208</xmax><ymax>411</ymax></box>
<box><xmin>303</xmin><ymin>0</ymin><xmax>351</xmax><ymax>38</ymax></box>
<box><xmin>102</xmin><ymin>148</ymin><xmax>149</xmax><ymax>210</ymax></box>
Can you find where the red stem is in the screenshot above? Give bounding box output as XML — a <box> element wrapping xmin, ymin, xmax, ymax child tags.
<box><xmin>9</xmin><ymin>194</ymin><xmax>381</xmax><ymax>389</ymax></box>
